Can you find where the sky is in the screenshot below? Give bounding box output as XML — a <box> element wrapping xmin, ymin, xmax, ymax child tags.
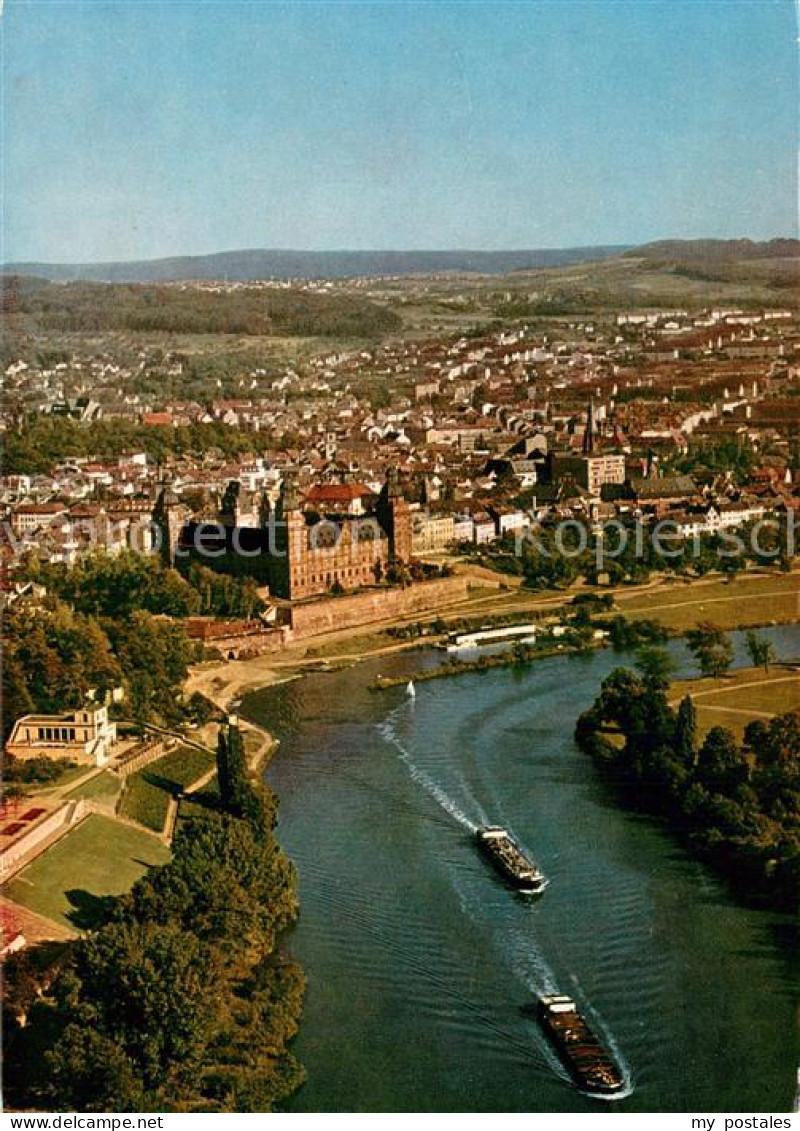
<box><xmin>2</xmin><ymin>0</ymin><xmax>798</xmax><ymax>262</ymax></box>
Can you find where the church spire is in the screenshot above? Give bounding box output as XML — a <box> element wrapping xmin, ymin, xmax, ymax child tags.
<box><xmin>582</xmin><ymin>399</ymin><xmax>596</xmax><ymax>454</ymax></box>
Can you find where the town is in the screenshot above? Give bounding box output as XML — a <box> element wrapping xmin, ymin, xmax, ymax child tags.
<box><xmin>3</xmin><ymin>285</ymin><xmax>799</xmax><ymax>581</ymax></box>
<box><xmin>3</xmin><ymin>251</ymin><xmax>800</xmax><ymax>1113</ymax></box>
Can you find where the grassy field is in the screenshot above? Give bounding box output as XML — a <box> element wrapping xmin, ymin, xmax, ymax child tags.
<box><xmin>151</xmin><ymin>745</ymin><xmax>215</xmax><ymax>789</ymax></box>
<box><xmin>4</xmin><ymin>814</ymin><xmax>169</xmax><ymax>930</ymax></box>
<box><xmin>65</xmin><ymin>769</ymin><xmax>121</xmax><ymax>803</ymax></box>
<box><xmin>669</xmin><ymin>664</ymin><xmax>800</xmax><ymax>739</ymax></box>
<box><xmin>118</xmin><ymin>774</ymin><xmax>171</xmax><ymax>833</ymax></box>
<box><xmin>619</xmin><ymin>572</ymin><xmax>800</xmax><ymax>632</ymax></box>
<box><xmin>117</xmin><ymin>746</ymin><xmax>215</xmax><ymax>832</ymax></box>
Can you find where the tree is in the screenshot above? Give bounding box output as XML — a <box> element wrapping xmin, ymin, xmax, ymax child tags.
<box><xmin>635</xmin><ymin>646</ymin><xmax>675</xmax><ymax>691</ymax></box>
<box><xmin>744</xmin><ymin>710</ymin><xmax>800</xmax><ymax>819</ymax></box>
<box><xmin>46</xmin><ymin>921</ymin><xmax>223</xmax><ymax>1107</ymax></box>
<box><xmin>695</xmin><ymin>726</ymin><xmax>749</xmax><ymax>795</ymax></box>
<box><xmin>186</xmin><ymin>691</ymin><xmax>214</xmax><ymax>726</ymax></box>
<box><xmin>591</xmin><ymin>668</ymin><xmax>647</xmax><ymax>734</ymax></box>
<box><xmin>45</xmin><ymin>1028</ymin><xmax>145</xmax><ymax>1113</ymax></box>
<box><xmin>2</xmin><ymin>941</ymin><xmax>70</xmax><ymax>1031</ymax></box>
<box><xmin>686</xmin><ymin>622</ymin><xmax>734</xmax><ymax>679</ymax></box>
<box><xmin>745</xmin><ymin>631</ymin><xmax>776</xmax><ymax>674</ymax></box>
<box><xmin>216</xmin><ymin>724</ymin><xmax>231</xmax><ymax>802</ymax></box>
<box><xmin>1</xmin><ymin>655</ymin><xmax>33</xmax><ymax>741</ymax></box>
<box><xmin>745</xmin><ymin>710</ymin><xmax>800</xmax><ymax>768</ymax></box>
<box><xmin>511</xmin><ymin>640</ymin><xmax>535</xmax><ymax>665</ymax></box>
<box><xmin>38</xmin><ymin>551</ymin><xmax>201</xmax><ymax>619</ymax></box>
<box><xmin>674</xmin><ymin>695</ymin><xmax>698</xmax><ymax>768</ymax></box>
<box><xmin>4</xmin><ymin>603</ymin><xmax>122</xmax><ymax>723</ymax></box>
<box><xmin>216</xmin><ymin>718</ymin><xmax>249</xmax><ymax>815</ymax></box>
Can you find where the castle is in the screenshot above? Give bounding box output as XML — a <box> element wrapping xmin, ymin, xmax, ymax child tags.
<box><xmin>154</xmin><ymin>468</ymin><xmax>412</xmax><ymax>601</ymax></box>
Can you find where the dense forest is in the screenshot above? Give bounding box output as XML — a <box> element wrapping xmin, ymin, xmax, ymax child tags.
<box><xmin>4</xmin><ymin>720</ymin><xmax>305</xmax><ymax>1111</ymax></box>
<box><xmin>2</xmin><ymin>598</ymin><xmax>199</xmax><ymax>740</ymax></box>
<box><xmin>575</xmin><ymin>656</ymin><xmax>800</xmax><ymax>910</ymax></box>
<box><xmin>4</xmin><ymin>554</ymin><xmax>264</xmax><ymax>742</ymax></box>
<box><xmin>5</xmin><ymin>277</ymin><xmax>402</xmax><ymax>338</ymax></box>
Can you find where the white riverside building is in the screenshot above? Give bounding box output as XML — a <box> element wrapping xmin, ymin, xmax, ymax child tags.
<box><xmin>6</xmin><ymin>704</ymin><xmax>117</xmax><ymax>766</ymax></box>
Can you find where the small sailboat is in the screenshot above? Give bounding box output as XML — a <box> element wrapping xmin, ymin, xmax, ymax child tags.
<box><xmin>406</xmin><ymin>680</ymin><xmax>416</xmax><ymax>698</ymax></box>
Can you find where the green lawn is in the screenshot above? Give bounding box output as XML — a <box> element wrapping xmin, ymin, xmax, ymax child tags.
<box><xmin>4</xmin><ymin>814</ymin><xmax>170</xmax><ymax>930</ymax></box>
<box><xmin>65</xmin><ymin>769</ymin><xmax>122</xmax><ymax>803</ymax></box>
<box><xmin>669</xmin><ymin>667</ymin><xmax>800</xmax><ymax>738</ymax></box>
<box><xmin>620</xmin><ymin>573</ymin><xmax>800</xmax><ymax>632</ymax></box>
<box><xmin>151</xmin><ymin>745</ymin><xmax>215</xmax><ymax>789</ymax></box>
<box><xmin>118</xmin><ymin>774</ymin><xmax>171</xmax><ymax>833</ymax></box>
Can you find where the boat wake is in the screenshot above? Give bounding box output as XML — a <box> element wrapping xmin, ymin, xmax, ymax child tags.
<box><xmin>376</xmin><ymin>704</ymin><xmax>479</xmax><ymax>832</ymax></box>
<box><xmin>376</xmin><ymin>699</ymin><xmax>634</xmax><ymax>1100</ymax></box>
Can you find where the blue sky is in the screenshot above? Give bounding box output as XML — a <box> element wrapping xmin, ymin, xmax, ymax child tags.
<box><xmin>2</xmin><ymin>0</ymin><xmax>797</xmax><ymax>261</ymax></box>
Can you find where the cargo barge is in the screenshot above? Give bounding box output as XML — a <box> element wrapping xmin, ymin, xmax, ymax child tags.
<box><xmin>475</xmin><ymin>826</ymin><xmax>548</xmax><ymax>894</ymax></box>
<box><xmin>537</xmin><ymin>993</ymin><xmax>625</xmax><ymax>1096</ymax></box>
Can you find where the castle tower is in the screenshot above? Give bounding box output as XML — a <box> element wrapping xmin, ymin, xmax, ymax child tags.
<box><xmin>376</xmin><ymin>467</ymin><xmax>412</xmax><ymax>565</ymax></box>
<box><xmin>275</xmin><ymin>472</ymin><xmax>307</xmax><ymax>599</ymax></box>
<box><xmin>152</xmin><ymin>481</ymin><xmax>186</xmax><ymax>566</ymax></box>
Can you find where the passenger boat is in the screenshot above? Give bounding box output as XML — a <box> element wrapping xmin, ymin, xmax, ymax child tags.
<box><xmin>475</xmin><ymin>825</ymin><xmax>547</xmax><ymax>894</ymax></box>
<box><xmin>536</xmin><ymin>993</ymin><xmax>625</xmax><ymax>1096</ymax></box>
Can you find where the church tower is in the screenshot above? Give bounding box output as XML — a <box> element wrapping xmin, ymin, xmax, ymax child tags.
<box><xmin>219</xmin><ymin>480</ymin><xmax>241</xmax><ymax>527</ymax></box>
<box><xmin>582</xmin><ymin>400</ymin><xmax>596</xmax><ymax>454</ymax></box>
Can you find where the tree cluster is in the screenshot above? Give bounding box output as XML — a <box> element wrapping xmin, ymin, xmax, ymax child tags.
<box><xmin>575</xmin><ymin>657</ymin><xmax>799</xmax><ymax>910</ymax></box>
<box><xmin>474</xmin><ymin>514</ymin><xmax>795</xmax><ymax>592</ymax></box>
<box><xmin>2</xmin><ymin>596</ymin><xmax>201</xmax><ymax>742</ymax></box>
<box><xmin>4</xmin><ymin>418</ymin><xmax>261</xmax><ymax>476</ymax></box>
<box><xmin>30</xmin><ymin>552</ymin><xmax>265</xmax><ymax>622</ymax></box>
<box><xmin>15</xmin><ymin>279</ymin><xmax>400</xmax><ymax>340</ymax></box>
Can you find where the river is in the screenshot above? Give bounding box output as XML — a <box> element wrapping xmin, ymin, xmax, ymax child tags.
<box><xmin>242</xmin><ymin>626</ymin><xmax>800</xmax><ymax>1112</ymax></box>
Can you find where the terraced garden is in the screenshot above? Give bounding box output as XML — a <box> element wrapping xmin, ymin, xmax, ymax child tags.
<box><xmin>117</xmin><ymin>745</ymin><xmax>215</xmax><ymax>833</ymax></box>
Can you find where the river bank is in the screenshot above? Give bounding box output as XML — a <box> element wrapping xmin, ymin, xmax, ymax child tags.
<box><xmin>188</xmin><ymin>568</ymin><xmax>800</xmax><ymax>696</ymax></box>
<box><xmin>370</xmin><ymin>640</ymin><xmax>601</xmax><ymax>689</ymax></box>
<box><xmin>185</xmin><ymin>568</ymin><xmax>800</xmax><ymax>773</ymax></box>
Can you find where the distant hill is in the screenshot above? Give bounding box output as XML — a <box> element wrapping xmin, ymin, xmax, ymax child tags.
<box><xmin>624</xmin><ymin>238</ymin><xmax>799</xmax><ymax>291</ymax></box>
<box><xmin>2</xmin><ymin>246</ymin><xmax>629</xmax><ymax>283</ymax></box>
<box><xmin>629</xmin><ymin>238</ymin><xmax>799</xmax><ymax>262</ymax></box>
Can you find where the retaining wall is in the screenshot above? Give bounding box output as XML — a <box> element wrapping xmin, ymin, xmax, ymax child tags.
<box><xmin>288</xmin><ymin>576</ymin><xmax>470</xmax><ymax>638</ymax></box>
<box><xmin>1</xmin><ymin>800</ymin><xmax>86</xmax><ymax>878</ymax></box>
